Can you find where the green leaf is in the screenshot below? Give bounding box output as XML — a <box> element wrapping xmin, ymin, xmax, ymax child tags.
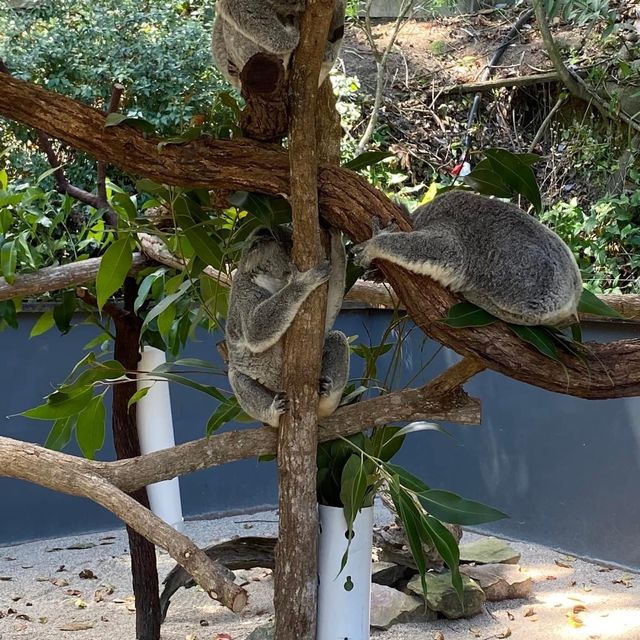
<box><xmin>0</xmin><ymin>169</ymin><xmax>7</xmax><ymax>191</ymax></box>
<box><xmin>371</xmin><ymin>426</ymin><xmax>405</xmax><ymax>462</ymax></box>
<box><xmin>343</xmin><ymin>151</ymin><xmax>394</xmax><ymax>171</ymax></box>
<box><xmin>483</xmin><ymin>149</ymin><xmax>542</xmax><ymax>212</ymax></box>
<box><xmin>141</xmin><ymin>279</ymin><xmax>191</xmax><ymax>331</ymax></box>
<box><xmin>30</xmin><ymin>310</ymin><xmax>56</xmax><ymax>338</ymax></box>
<box><xmin>53</xmin><ymin>290</ymin><xmax>77</xmax><ymax>335</ymax></box>
<box><xmin>158</xmin><ymin>126</ymin><xmax>204</xmax><ymax>149</ymax></box>
<box><xmin>44</xmin><ymin>417</ymin><xmax>75</xmax><ymax>451</ymax></box>
<box><xmin>577</xmin><ymin>288</ymin><xmax>624</xmax><ymax>318</ymax></box>
<box><xmin>423</xmin><ymin>515</ymin><xmax>463</xmax><ymax>603</ymax></box>
<box><xmin>174</xmin><ymin>196</ymin><xmax>223</xmax><ymax>268</ymax></box>
<box><xmin>96</xmin><ymin>238</ymin><xmax>133</xmax><ymax>310</ymax></box>
<box><xmin>206</xmin><ymin>398</ymin><xmax>245</xmax><ymax>435</ymax></box>
<box><xmin>134</xmin><ymin>268</ymin><xmax>167</xmax><ymax>313</ymax></box>
<box><xmin>1</xmin><ymin>240</ymin><xmax>17</xmax><ymax>284</ymax></box>
<box><xmin>36</xmin><ymin>164</ymin><xmax>63</xmax><ymax>184</ymax></box>
<box><xmin>339</xmin><ymin>454</ymin><xmax>369</xmax><ymax>538</ymax></box>
<box><xmin>104</xmin><ymin>113</ymin><xmax>155</xmax><ymax>134</ymax></box>
<box><xmin>463</xmin><ymin>167</ymin><xmax>513</xmax><ymax>199</ymax></box>
<box><xmin>127</xmin><ymin>387</ymin><xmax>150</xmax><ymax>410</ymax></box>
<box><xmin>419</xmin><ymin>489</ymin><xmax>507</xmax><ymax>525</ymax></box>
<box><xmin>0</xmin><ymin>300</ymin><xmax>18</xmax><ymax>329</ymax></box>
<box><xmin>22</xmin><ymin>387</ymin><xmax>94</xmax><ymax>421</ymax></box>
<box><xmin>507</xmin><ymin>324</ymin><xmax>560</xmax><ymax>361</ymax></box>
<box><xmin>75</xmin><ymin>394</ymin><xmax>106</xmax><ymax>460</ymax></box>
<box><xmin>442</xmin><ymin>302</ymin><xmax>498</xmax><ymax>328</ymax></box>
<box><xmin>384</xmin><ymin>463</ymin><xmax>430</xmax><ymax>493</ymax></box>
<box><xmin>149</xmin><ymin>370</ymin><xmax>226</xmax><ymax>402</ymax></box>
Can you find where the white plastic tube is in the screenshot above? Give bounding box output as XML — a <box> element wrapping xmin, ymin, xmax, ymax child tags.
<box><xmin>317</xmin><ymin>504</ymin><xmax>374</xmax><ymax>640</ymax></box>
<box><xmin>136</xmin><ymin>346</ymin><xmax>184</xmax><ymax>532</ymax></box>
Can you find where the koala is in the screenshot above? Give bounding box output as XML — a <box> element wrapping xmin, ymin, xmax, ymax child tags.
<box><xmin>225</xmin><ymin>226</ymin><xmax>350</xmax><ymax>427</ymax></box>
<box><xmin>212</xmin><ymin>0</ymin><xmax>345</xmax><ymax>89</ymax></box>
<box><xmin>352</xmin><ymin>191</ymin><xmax>583</xmax><ymax>327</ymax></box>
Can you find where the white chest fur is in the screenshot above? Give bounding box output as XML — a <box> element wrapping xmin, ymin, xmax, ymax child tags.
<box><xmin>254</xmin><ymin>274</ymin><xmax>285</xmax><ymax>294</ymax></box>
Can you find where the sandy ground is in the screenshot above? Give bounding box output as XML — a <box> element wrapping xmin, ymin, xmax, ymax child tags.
<box><xmin>1</xmin><ymin>508</ymin><xmax>639</xmax><ymax>640</ymax></box>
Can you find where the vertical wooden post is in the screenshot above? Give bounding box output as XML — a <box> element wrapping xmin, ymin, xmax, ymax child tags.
<box><xmin>273</xmin><ymin>2</ymin><xmax>338</xmax><ymax>639</ymax></box>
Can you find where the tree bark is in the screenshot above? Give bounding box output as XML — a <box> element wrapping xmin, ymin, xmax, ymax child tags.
<box><xmin>0</xmin><ymin>386</ymin><xmax>480</xmax><ymax>495</ymax></box>
<box><xmin>110</xmin><ymin>278</ymin><xmax>161</xmax><ymax>640</ymax></box>
<box><xmin>0</xmin><ymin>74</ymin><xmax>639</xmax><ymax>398</ymax></box>
<box><xmin>274</xmin><ymin>3</ymin><xmax>338</xmax><ymax>639</ymax></box>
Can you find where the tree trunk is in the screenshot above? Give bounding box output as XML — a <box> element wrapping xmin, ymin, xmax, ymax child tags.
<box><xmin>112</xmin><ymin>278</ymin><xmax>161</xmax><ymax>640</ymax></box>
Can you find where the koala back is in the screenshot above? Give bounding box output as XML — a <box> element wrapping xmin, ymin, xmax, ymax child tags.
<box><xmin>413</xmin><ymin>191</ymin><xmax>582</xmax><ymax>325</ymax></box>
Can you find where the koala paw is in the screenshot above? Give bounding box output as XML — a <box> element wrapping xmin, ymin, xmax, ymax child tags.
<box><xmin>274</xmin><ymin>391</ymin><xmax>289</xmax><ymax>414</ymax></box>
<box><xmin>298</xmin><ymin>261</ymin><xmax>331</xmax><ymax>287</ymax></box>
<box><xmin>319</xmin><ymin>376</ymin><xmax>333</xmax><ymax>396</ymax></box>
<box><xmin>351</xmin><ymin>240</ymin><xmax>375</xmax><ymax>269</ymax></box>
<box><xmin>371</xmin><ymin>216</ymin><xmax>398</xmax><ymax>236</ymax></box>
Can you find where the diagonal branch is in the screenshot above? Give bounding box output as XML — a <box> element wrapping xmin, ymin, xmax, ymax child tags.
<box><xmin>0</xmin><ymin>74</ymin><xmax>639</xmax><ymax>398</ymax></box>
<box><xmin>0</xmin><ymin>441</ymin><xmax>246</xmax><ymax>611</ymax></box>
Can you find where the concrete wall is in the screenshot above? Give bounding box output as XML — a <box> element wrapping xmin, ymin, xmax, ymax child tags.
<box><xmin>1</xmin><ymin>311</ymin><xmax>639</xmax><ymax>570</ymax></box>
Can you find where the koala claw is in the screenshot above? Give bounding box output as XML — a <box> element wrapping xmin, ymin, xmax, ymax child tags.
<box><xmin>273</xmin><ymin>392</ymin><xmax>289</xmax><ymax>415</ymax></box>
<box><xmin>319</xmin><ymin>376</ymin><xmax>333</xmax><ymax>396</ymax></box>
<box><xmin>351</xmin><ymin>241</ymin><xmax>373</xmax><ymax>269</ymax></box>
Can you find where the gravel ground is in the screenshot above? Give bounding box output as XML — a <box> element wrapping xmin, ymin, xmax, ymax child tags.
<box><xmin>1</xmin><ymin>508</ymin><xmax>639</xmax><ymax>640</ymax></box>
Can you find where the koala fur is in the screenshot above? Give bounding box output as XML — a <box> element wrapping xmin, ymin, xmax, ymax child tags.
<box><xmin>352</xmin><ymin>191</ymin><xmax>583</xmax><ymax>327</ymax></box>
<box><xmin>212</xmin><ymin>0</ymin><xmax>345</xmax><ymax>88</ymax></box>
<box><xmin>225</xmin><ymin>226</ymin><xmax>350</xmax><ymax>427</ymax></box>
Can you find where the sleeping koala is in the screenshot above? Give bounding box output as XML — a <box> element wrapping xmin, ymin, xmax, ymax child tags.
<box><xmin>225</xmin><ymin>226</ymin><xmax>349</xmax><ymax>427</ymax></box>
<box><xmin>352</xmin><ymin>191</ymin><xmax>583</xmax><ymax>327</ymax></box>
<box><xmin>212</xmin><ymin>0</ymin><xmax>345</xmax><ymax>88</ymax></box>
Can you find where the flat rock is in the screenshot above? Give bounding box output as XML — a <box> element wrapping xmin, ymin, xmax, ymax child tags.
<box><xmin>460</xmin><ymin>563</ymin><xmax>532</xmax><ymax>601</ymax></box>
<box><xmin>245</xmin><ymin>622</ymin><xmax>275</xmax><ymax>640</ymax></box>
<box><xmin>370</xmin><ymin>583</ymin><xmax>435</xmax><ymax>629</ymax></box>
<box><xmin>372</xmin><ymin>561</ymin><xmax>413</xmax><ymax>587</ymax></box>
<box><xmin>407</xmin><ymin>572</ymin><xmax>485</xmax><ymax>619</ymax></box>
<box><xmin>459</xmin><ymin>537</ymin><xmax>520</xmax><ymax>565</ymax></box>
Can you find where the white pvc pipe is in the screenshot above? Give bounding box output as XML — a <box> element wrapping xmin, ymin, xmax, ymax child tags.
<box><xmin>136</xmin><ymin>346</ymin><xmax>184</xmax><ymax>532</ymax></box>
<box><xmin>317</xmin><ymin>504</ymin><xmax>374</xmax><ymax>640</ymax></box>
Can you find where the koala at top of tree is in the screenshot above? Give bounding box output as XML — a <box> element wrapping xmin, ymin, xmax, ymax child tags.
<box><xmin>212</xmin><ymin>0</ymin><xmax>345</xmax><ymax>88</ymax></box>
<box><xmin>225</xmin><ymin>226</ymin><xmax>349</xmax><ymax>427</ymax></box>
<box><xmin>352</xmin><ymin>191</ymin><xmax>583</xmax><ymax>327</ymax></box>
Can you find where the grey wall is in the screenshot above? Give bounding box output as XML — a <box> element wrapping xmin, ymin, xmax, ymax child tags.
<box><xmin>1</xmin><ymin>311</ymin><xmax>639</xmax><ymax>571</ymax></box>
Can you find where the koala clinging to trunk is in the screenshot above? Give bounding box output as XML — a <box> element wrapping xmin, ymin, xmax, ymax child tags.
<box><xmin>212</xmin><ymin>0</ymin><xmax>345</xmax><ymax>88</ymax></box>
<box><xmin>226</xmin><ymin>226</ymin><xmax>349</xmax><ymax>427</ymax></box>
<box><xmin>352</xmin><ymin>191</ymin><xmax>583</xmax><ymax>327</ymax></box>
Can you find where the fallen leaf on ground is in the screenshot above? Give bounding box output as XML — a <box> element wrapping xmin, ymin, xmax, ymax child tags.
<box><xmin>199</xmin><ymin>619</ymin><xmax>209</xmax><ymax>626</ymax></box>
<box><xmin>612</xmin><ymin>575</ymin><xmax>633</xmax><ymax>587</ymax></box>
<box><xmin>46</xmin><ymin>547</ymin><xmax>63</xmax><ymax>553</ymax></box>
<box><xmin>0</xmin><ymin>576</ymin><xmax>12</xmax><ymax>581</ymax></box>
<box><xmin>38</xmin><ymin>616</ymin><xmax>48</xmax><ymax>624</ymax></box>
<box><xmin>573</xmin><ymin>604</ymin><xmax>587</xmax><ymax>614</ymax></box>
<box><xmin>79</xmin><ymin>569</ymin><xmax>97</xmax><ymax>580</ymax></box>
<box><xmin>56</xmin><ymin>565</ymin><xmax>66</xmax><ymax>572</ymax></box>
<box><xmin>52</xmin><ymin>578</ymin><xmax>69</xmax><ymax>587</ymax></box>
<box><xmin>497</xmin><ymin>628</ymin><xmax>512</xmax><ymax>639</ymax></box>
<box><xmin>433</xmin><ymin>633</ymin><xmax>445</xmax><ymax>640</ymax></box>
<box><xmin>215</xmin><ymin>635</ymin><xmax>233</xmax><ymax>640</ymax></box>
<box><xmin>59</xmin><ymin>621</ymin><xmax>94</xmax><ymax>631</ymax></box>
<box><xmin>597</xmin><ymin>567</ymin><xmax>612</xmax><ymax>573</ymax></box>
<box><xmin>15</xmin><ymin>614</ymin><xmax>30</xmax><ymax>621</ymax></box>
<box><xmin>469</xmin><ymin>629</ymin><xmax>481</xmax><ymax>638</ymax></box>
<box><xmin>555</xmin><ymin>560</ymin><xmax>574</xmax><ymax>569</ymax></box>
<box><xmin>546</xmin><ymin>575</ymin><xmax>557</xmax><ymax>580</ymax></box>
<box><xmin>67</xmin><ymin>543</ymin><xmax>96</xmax><ymax>550</ymax></box>
<box><xmin>65</xmin><ymin>589</ymin><xmax>81</xmax><ymax>597</ymax></box>
<box><xmin>524</xmin><ymin>607</ymin><xmax>535</xmax><ymax>617</ymax></box>
<box><xmin>507</xmin><ymin>611</ymin><xmax>515</xmax><ymax>620</ymax></box>
<box><xmin>567</xmin><ymin>613</ymin><xmax>584</xmax><ymax>628</ymax></box>
<box><xmin>75</xmin><ymin>598</ymin><xmax>88</xmax><ymax>609</ymax></box>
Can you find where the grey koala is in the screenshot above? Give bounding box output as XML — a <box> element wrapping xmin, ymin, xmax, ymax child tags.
<box><xmin>225</xmin><ymin>226</ymin><xmax>349</xmax><ymax>427</ymax></box>
<box><xmin>212</xmin><ymin>0</ymin><xmax>345</xmax><ymax>88</ymax></box>
<box><xmin>352</xmin><ymin>191</ymin><xmax>583</xmax><ymax>327</ymax></box>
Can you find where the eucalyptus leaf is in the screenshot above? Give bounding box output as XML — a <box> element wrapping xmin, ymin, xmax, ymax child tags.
<box><xmin>44</xmin><ymin>416</ymin><xmax>75</xmax><ymax>452</ymax></box>
<box><xmin>484</xmin><ymin>149</ymin><xmax>542</xmax><ymax>212</ymax></box>
<box><xmin>1</xmin><ymin>240</ymin><xmax>17</xmax><ymax>284</ymax></box>
<box><xmin>30</xmin><ymin>310</ymin><xmax>55</xmax><ymax>338</ymax></box>
<box><xmin>23</xmin><ymin>387</ymin><xmax>94</xmax><ymax>421</ymax></box>
<box><xmin>423</xmin><ymin>515</ymin><xmax>464</xmax><ymax>603</ymax></box>
<box><xmin>442</xmin><ymin>302</ymin><xmax>498</xmax><ymax>328</ymax></box>
<box><xmin>75</xmin><ymin>394</ymin><xmax>106</xmax><ymax>460</ymax></box>
<box><xmin>419</xmin><ymin>489</ymin><xmax>508</xmax><ymax>525</ymax></box>
<box><xmin>127</xmin><ymin>387</ymin><xmax>150</xmax><ymax>409</ymax></box>
<box><xmin>206</xmin><ymin>398</ymin><xmax>244</xmax><ymax>435</ymax></box>
<box><xmin>507</xmin><ymin>324</ymin><xmax>560</xmax><ymax>361</ymax></box>
<box><xmin>578</xmin><ymin>288</ymin><xmax>624</xmax><ymax>318</ymax></box>
<box><xmin>96</xmin><ymin>238</ymin><xmax>133</xmax><ymax>310</ymax></box>
<box><xmin>343</xmin><ymin>151</ymin><xmax>393</xmax><ymax>171</ymax></box>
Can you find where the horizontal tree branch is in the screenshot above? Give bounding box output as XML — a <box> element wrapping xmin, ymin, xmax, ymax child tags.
<box><xmin>1</xmin><ymin>74</ymin><xmax>639</xmax><ymax>398</ymax></box>
<box><xmin>0</xmin><ymin>387</ymin><xmax>480</xmax><ymax>494</ymax></box>
<box><xmin>0</xmin><ymin>253</ymin><xmax>149</xmax><ymax>301</ymax></box>
<box><xmin>441</xmin><ymin>71</ymin><xmax>560</xmax><ymax>95</ymax></box>
<box><xmin>0</xmin><ymin>440</ymin><xmax>246</xmax><ymax>611</ymax></box>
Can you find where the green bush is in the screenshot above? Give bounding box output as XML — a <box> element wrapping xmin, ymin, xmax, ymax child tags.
<box><xmin>0</xmin><ymin>0</ymin><xmax>225</xmax><ymax>186</ymax></box>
